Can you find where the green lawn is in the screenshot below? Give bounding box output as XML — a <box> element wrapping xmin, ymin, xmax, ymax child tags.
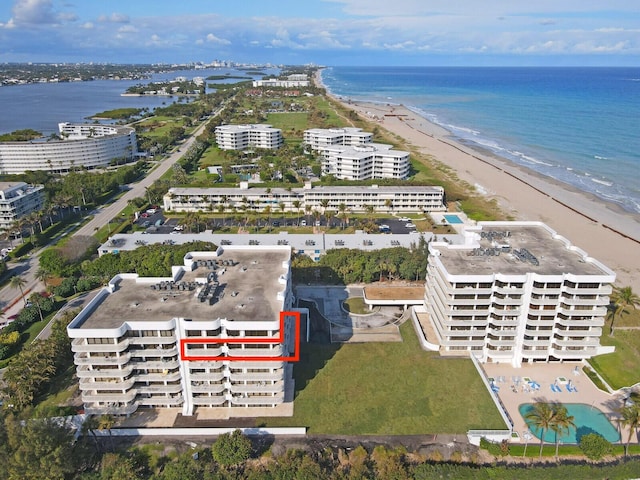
<box><xmin>266</xmin><ymin>112</ymin><xmax>309</xmax><ymax>132</ymax></box>
<box><xmin>260</xmin><ymin>321</ymin><xmax>505</xmax><ymax>434</ymax></box>
<box><xmin>589</xmin><ymin>328</ymin><xmax>640</xmax><ymax>389</ymax></box>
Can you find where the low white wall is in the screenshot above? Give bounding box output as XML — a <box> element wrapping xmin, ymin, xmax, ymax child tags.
<box><xmin>90</xmin><ymin>427</ymin><xmax>306</xmax><ymax>437</ymax></box>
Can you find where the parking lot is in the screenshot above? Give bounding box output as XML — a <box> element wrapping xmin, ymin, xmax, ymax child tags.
<box><xmin>136</xmin><ymin>211</ymin><xmax>422</xmax><ymax>236</ymax></box>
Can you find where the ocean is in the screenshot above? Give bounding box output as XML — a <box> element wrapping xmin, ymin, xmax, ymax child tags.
<box><xmin>320</xmin><ymin>67</ymin><xmax>640</xmax><ymax>214</ymax></box>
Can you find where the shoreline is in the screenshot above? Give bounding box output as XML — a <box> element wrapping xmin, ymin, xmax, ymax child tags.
<box><xmin>314</xmin><ymin>69</ymin><xmax>640</xmax><ymax>291</ymax></box>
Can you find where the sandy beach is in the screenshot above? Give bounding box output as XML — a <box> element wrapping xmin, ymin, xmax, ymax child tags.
<box><xmin>314</xmin><ymin>70</ymin><xmax>640</xmax><ymax>292</ymax></box>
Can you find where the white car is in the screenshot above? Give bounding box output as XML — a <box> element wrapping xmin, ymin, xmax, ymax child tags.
<box><xmin>398</xmin><ymin>217</ymin><xmax>410</xmax><ymax>222</ymax></box>
<box><xmin>300</xmin><ymin>220</ymin><xmax>307</xmax><ymax>226</ymax></box>
<box><xmin>173</xmin><ymin>225</ymin><xmax>184</xmax><ymax>231</ymax></box>
<box><xmin>405</xmin><ymin>223</ymin><xmax>416</xmax><ymax>228</ymax></box>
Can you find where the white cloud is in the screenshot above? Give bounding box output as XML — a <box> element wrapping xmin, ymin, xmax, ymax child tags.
<box><xmin>118</xmin><ymin>25</ymin><xmax>138</xmax><ymax>34</ymax></box>
<box><xmin>2</xmin><ymin>0</ymin><xmax>74</xmax><ymax>27</ymax></box>
<box><xmin>205</xmin><ymin>33</ymin><xmax>230</xmax><ymax>45</ymax></box>
<box><xmin>97</xmin><ymin>13</ymin><xmax>130</xmax><ymax>24</ymax></box>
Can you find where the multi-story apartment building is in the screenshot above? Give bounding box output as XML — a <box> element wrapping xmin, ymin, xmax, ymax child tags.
<box><xmin>67</xmin><ymin>246</ymin><xmax>297</xmax><ymax>416</ymax></box>
<box><xmin>303</xmin><ymin>128</ymin><xmax>373</xmax><ymax>149</ymax></box>
<box><xmin>319</xmin><ymin>144</ymin><xmax>411</xmax><ymax>181</ymax></box>
<box><xmin>303</xmin><ymin>128</ymin><xmax>410</xmax><ymax>181</ymax></box>
<box><xmin>252</xmin><ymin>75</ymin><xmax>310</xmax><ymax>88</ymax></box>
<box><xmin>424</xmin><ymin>222</ymin><xmax>615</xmax><ymax>367</ymax></box>
<box><xmin>0</xmin><ymin>182</ymin><xmax>46</xmax><ymax>230</ymax></box>
<box><xmin>163</xmin><ymin>184</ymin><xmax>445</xmax><ymax>214</ymax></box>
<box><xmin>0</xmin><ymin>123</ymin><xmax>137</xmax><ymax>174</ymax></box>
<box><xmin>215</xmin><ymin>124</ymin><xmax>283</xmax><ymax>150</ymax></box>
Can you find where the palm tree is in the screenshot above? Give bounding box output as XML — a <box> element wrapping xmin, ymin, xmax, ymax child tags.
<box><xmin>9</xmin><ymin>275</ymin><xmax>28</xmax><ymax>307</ymax></box>
<box><xmin>35</xmin><ymin>268</ymin><xmax>51</xmax><ymax>288</ymax></box>
<box><xmin>619</xmin><ymin>404</ymin><xmax>640</xmax><ymax>457</ymax></box>
<box><xmin>525</xmin><ymin>401</ymin><xmax>556</xmax><ymax>458</ymax></box>
<box><xmin>609</xmin><ymin>286</ymin><xmax>640</xmax><ymax>335</ymax></box>
<box><xmin>292</xmin><ymin>200</ymin><xmax>301</xmax><ymax>225</ymax></box>
<box><xmin>550</xmin><ymin>404</ymin><xmax>575</xmax><ymax>459</ymax></box>
<box><xmin>338</xmin><ymin>202</ymin><xmax>347</xmax><ymax>229</ymax></box>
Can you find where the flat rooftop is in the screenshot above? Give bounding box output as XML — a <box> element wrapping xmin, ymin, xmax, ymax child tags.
<box><xmin>78</xmin><ymin>249</ymin><xmax>290</xmax><ymax>329</ymax></box>
<box><xmin>438</xmin><ymin>224</ymin><xmax>609</xmax><ymax>277</ymax></box>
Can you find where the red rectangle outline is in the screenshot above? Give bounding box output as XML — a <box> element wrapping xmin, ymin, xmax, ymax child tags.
<box><xmin>179</xmin><ymin>311</ymin><xmax>300</xmax><ymax>362</ymax></box>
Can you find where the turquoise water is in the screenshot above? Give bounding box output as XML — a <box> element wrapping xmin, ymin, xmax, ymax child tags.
<box><xmin>519</xmin><ymin>403</ymin><xmax>620</xmax><ymax>444</ymax></box>
<box><xmin>443</xmin><ymin>214</ymin><xmax>463</xmax><ymax>224</ymax></box>
<box><xmin>321</xmin><ymin>67</ymin><xmax>640</xmax><ymax>214</ymax></box>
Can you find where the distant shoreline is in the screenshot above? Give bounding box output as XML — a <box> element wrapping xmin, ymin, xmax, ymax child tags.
<box><xmin>314</xmin><ymin>68</ymin><xmax>640</xmax><ymax>290</ymax></box>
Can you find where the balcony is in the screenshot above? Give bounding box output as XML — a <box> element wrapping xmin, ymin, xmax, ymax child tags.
<box><xmin>555</xmin><ymin>326</ymin><xmax>602</xmax><ymax>337</ymax></box>
<box><xmin>556</xmin><ymin>316</ymin><xmax>606</xmax><ymax>329</ymax></box>
<box><xmin>227</xmin><ymin>345</ymin><xmax>283</xmax><ymax>358</ymax></box>
<box><xmin>129</xmin><ymin>346</ymin><xmax>178</xmax><ymax>358</ymax></box>
<box><xmin>137</xmin><ymin>396</ymin><xmax>183</xmax><ymax>407</ymax></box>
<box><xmin>79</xmin><ymin>377</ymin><xmax>136</xmax><ymax>390</ymax></box>
<box><xmin>551</xmin><ymin>347</ymin><xmax>598</xmax><ymax>358</ymax></box>
<box><xmin>562</xmin><ymin>285</ymin><xmax>612</xmax><ymax>296</ymax></box>
<box><xmin>128</xmin><ymin>335</ymin><xmax>177</xmax><ymax>345</ymax></box>
<box><xmin>522</xmin><ymin>338</ymin><xmax>551</xmax><ymax>347</ymax></box>
<box><xmin>230</xmin><ymin>394</ymin><xmax>284</xmax><ymax>406</ymax></box>
<box><xmin>76</xmin><ymin>364</ymin><xmax>135</xmax><ymax>378</ymax></box>
<box><xmin>135</xmin><ymin>383</ymin><xmax>183</xmax><ymax>395</ymax></box>
<box><xmin>191</xmin><ymin>395</ymin><xmax>227</xmax><ymax>406</ymax></box>
<box><xmin>191</xmin><ymin>382</ymin><xmax>226</xmax><ymax>394</ymax></box>
<box><xmin>521</xmin><ymin>349</ymin><xmax>550</xmax><ymax>359</ymax></box>
<box><xmin>552</xmin><ymin>337</ymin><xmax>600</xmax><ymax>348</ymax></box>
<box><xmin>486</xmin><ymin>336</ymin><xmax>516</xmax><ymax>348</ymax></box>
<box><xmin>228</xmin><ymin>370</ymin><xmax>284</xmax><ymax>382</ymax></box>
<box><xmin>71</xmin><ymin>339</ymin><xmax>128</xmax><ymax>353</ymax></box>
<box><xmin>82</xmin><ymin>390</ymin><xmax>137</xmax><ymax>404</ymax></box>
<box><xmin>74</xmin><ymin>352</ymin><xmax>131</xmax><ymax>365</ymax></box>
<box><xmin>230</xmin><ymin>381</ymin><xmax>285</xmax><ymax>394</ymax></box>
<box><xmin>526</xmin><ymin>318</ymin><xmax>556</xmax><ymax>327</ymax></box>
<box><xmin>130</xmin><ymin>359</ymin><xmax>179</xmax><ymax>370</ymax></box>
<box><xmin>183</xmin><ymin>346</ymin><xmax>223</xmax><ymax>358</ymax></box>
<box><xmin>486</xmin><ymin>348</ymin><xmax>514</xmax><ymax>359</ymax></box>
<box><xmin>190</xmin><ymin>371</ymin><xmax>225</xmax><ymax>382</ymax></box>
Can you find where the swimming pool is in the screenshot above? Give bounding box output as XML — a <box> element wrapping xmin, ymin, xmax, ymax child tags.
<box><xmin>519</xmin><ymin>403</ymin><xmax>620</xmax><ymax>444</ymax></box>
<box><xmin>443</xmin><ymin>214</ymin><xmax>463</xmax><ymax>224</ymax></box>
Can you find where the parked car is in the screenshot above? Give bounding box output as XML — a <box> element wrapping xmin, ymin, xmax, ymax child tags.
<box><xmin>405</xmin><ymin>223</ymin><xmax>416</xmax><ymax>229</ymax></box>
<box><xmin>300</xmin><ymin>220</ymin><xmax>307</xmax><ymax>226</ymax></box>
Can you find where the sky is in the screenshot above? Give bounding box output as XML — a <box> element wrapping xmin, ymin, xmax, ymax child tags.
<box><xmin>0</xmin><ymin>0</ymin><xmax>639</xmax><ymax>66</ymax></box>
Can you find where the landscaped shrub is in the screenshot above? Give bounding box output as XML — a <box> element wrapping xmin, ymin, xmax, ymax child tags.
<box><xmin>479</xmin><ymin>437</ymin><xmax>510</xmax><ymax>457</ymax></box>
<box><xmin>579</xmin><ymin>433</ymin><xmax>612</xmax><ymax>460</ymax></box>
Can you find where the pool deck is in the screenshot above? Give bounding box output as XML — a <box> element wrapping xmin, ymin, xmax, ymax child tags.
<box><xmin>481</xmin><ymin>362</ymin><xmax>628</xmax><ymax>443</ymax></box>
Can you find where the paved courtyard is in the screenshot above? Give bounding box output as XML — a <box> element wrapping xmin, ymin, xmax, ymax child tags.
<box><xmin>481</xmin><ymin>362</ymin><xmax>628</xmax><ymax>443</ymax></box>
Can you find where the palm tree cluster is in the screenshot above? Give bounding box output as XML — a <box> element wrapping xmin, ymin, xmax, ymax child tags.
<box><xmin>524</xmin><ymin>401</ymin><xmax>576</xmax><ymax>458</ymax></box>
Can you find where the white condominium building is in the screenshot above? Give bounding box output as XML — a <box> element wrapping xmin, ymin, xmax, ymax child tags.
<box><xmin>252</xmin><ymin>74</ymin><xmax>310</xmax><ymax>88</ymax></box>
<box><xmin>0</xmin><ymin>123</ymin><xmax>137</xmax><ymax>174</ymax></box>
<box><xmin>0</xmin><ymin>182</ymin><xmax>45</xmax><ymax>230</ymax></box>
<box><xmin>303</xmin><ymin>128</ymin><xmax>373</xmax><ymax>149</ymax></box>
<box><xmin>215</xmin><ymin>124</ymin><xmax>283</xmax><ymax>150</ymax></box>
<box><xmin>320</xmin><ymin>143</ymin><xmax>411</xmax><ymax>181</ymax></box>
<box><xmin>163</xmin><ymin>184</ymin><xmax>445</xmax><ymax>214</ymax></box>
<box><xmin>67</xmin><ymin>246</ymin><xmax>297</xmax><ymax>416</ymax></box>
<box><xmin>425</xmin><ymin>222</ymin><xmax>615</xmax><ymax>368</ymax></box>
